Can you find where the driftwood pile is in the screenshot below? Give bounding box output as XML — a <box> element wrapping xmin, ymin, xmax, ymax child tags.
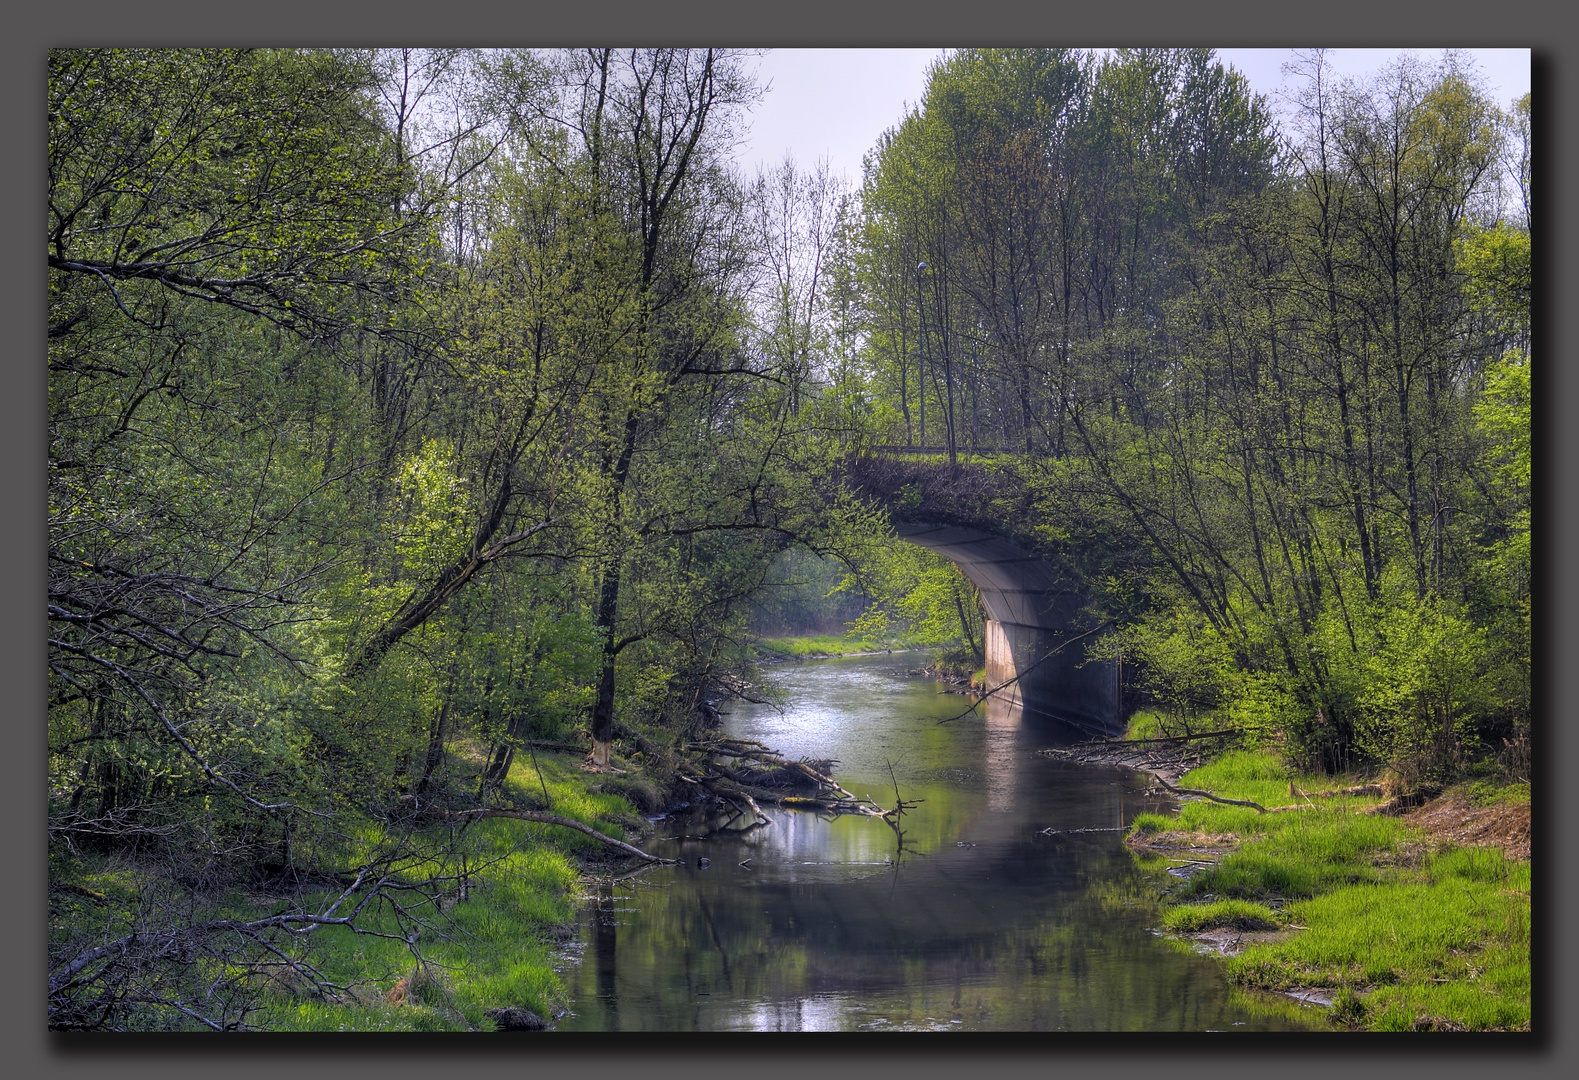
<box><xmin>676</xmin><ymin>737</ymin><xmax>888</xmax><ymax>825</ymax></box>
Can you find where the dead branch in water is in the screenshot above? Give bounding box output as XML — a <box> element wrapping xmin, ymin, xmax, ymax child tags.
<box><xmin>673</xmin><ymin>735</ymin><xmax>872</xmax><ymax>823</ymax></box>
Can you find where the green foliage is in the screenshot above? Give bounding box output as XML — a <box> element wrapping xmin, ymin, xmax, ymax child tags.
<box><xmin>1349</xmin><ymin>595</ymin><xmax>1493</xmax><ymax>781</ymax></box>
<box><xmin>832</xmin><ymin>531</ymin><xmax>984</xmax><ymax>653</ymax></box>
<box><xmin>753</xmin><ymin>633</ymin><xmax>920</xmax><ymax>660</ymax></box>
<box><xmin>853</xmin><ymin>49</ymin><xmax>1531</xmax><ymax>781</ymax></box>
<box><xmin>1458</xmin><ymin>223</ymin><xmax>1531</xmax><ymax>335</ymax></box>
<box><xmin>46</xmin><ymin>46</ymin><xmax>819</xmax><ymax>1030</ymax></box>
<box><xmin>1228</xmin><ymin>866</ymin><xmax>1530</xmax><ymax>1031</ymax></box>
<box><xmin>1098</xmin><ymin>610</ymin><xmax>1243</xmax><ymax>735</ymax></box>
<box><xmin>1124</xmin><ymin>711</ymin><xmax>1165</xmax><ymax>740</ymax></box>
<box><xmin>46</xmin><ymin>45</ymin><xmax>1536</xmax><ymax>1030</ymax></box>
<box><xmin>1127</xmin><ymin>812</ymin><xmax>1173</xmax><ymax>836</ymax></box>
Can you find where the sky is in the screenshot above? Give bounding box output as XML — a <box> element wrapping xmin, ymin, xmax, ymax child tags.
<box><xmin>735</xmin><ymin>48</ymin><xmax>1532</xmax><ymax>187</ymax></box>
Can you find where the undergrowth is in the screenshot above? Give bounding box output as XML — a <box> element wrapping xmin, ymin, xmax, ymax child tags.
<box><xmin>252</xmin><ymin>751</ymin><xmax>636</xmax><ymax>1031</ymax></box>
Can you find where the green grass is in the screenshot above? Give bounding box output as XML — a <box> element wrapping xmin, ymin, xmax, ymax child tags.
<box><xmin>753</xmin><ymin>633</ymin><xmax>934</xmax><ymax>659</ymax></box>
<box><xmin>1162</xmin><ymin>899</ymin><xmax>1286</xmax><ymax>933</ymax></box>
<box><xmin>1127</xmin><ymin>812</ymin><xmax>1174</xmax><ymax>836</ymax></box>
<box><xmin>1129</xmin><ymin>751</ymin><xmax>1531</xmax><ymax>1031</ymax></box>
<box><xmin>253</xmin><ymin>750</ymin><xmax>636</xmax><ymax>1031</ymax></box>
<box><xmin>1228</xmin><ymin>856</ymin><xmax>1530</xmax><ymax>1031</ymax></box>
<box><xmin>1125</xmin><ymin>710</ymin><xmax>1166</xmax><ymax>740</ymax></box>
<box><xmin>1461</xmin><ymin>779</ymin><xmax>1532</xmax><ymax>808</ymax></box>
<box><xmin>52</xmin><ymin>744</ymin><xmax>647</xmax><ymax>1031</ymax></box>
<box><xmin>1182</xmin><ymin>814</ymin><xmax>1403</xmax><ymax>899</ymax></box>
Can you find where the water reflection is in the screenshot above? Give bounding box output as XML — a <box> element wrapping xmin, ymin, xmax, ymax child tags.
<box><xmin>556</xmin><ymin>654</ymin><xmax>1321</xmax><ymax>1032</ymax></box>
<box><xmin>982</xmin><ymin>696</ymin><xmax>1020</xmax><ymax>813</ymax></box>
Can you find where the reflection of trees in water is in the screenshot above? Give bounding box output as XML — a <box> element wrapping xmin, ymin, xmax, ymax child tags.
<box><xmin>561</xmin><ymin>656</ymin><xmax>1321</xmax><ymax>1030</ymax></box>
<box><xmin>564</xmin><ymin>835</ymin><xmax>1318</xmax><ymax>1030</ymax></box>
<box><xmin>593</xmin><ymin>883</ymin><xmax>619</xmax><ymax>1030</ymax></box>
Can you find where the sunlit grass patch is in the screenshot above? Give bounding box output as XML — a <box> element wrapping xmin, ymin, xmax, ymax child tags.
<box><xmin>752</xmin><ymin>633</ymin><xmax>929</xmax><ymax>658</ymax></box>
<box><xmin>1221</xmin><ymin>848</ymin><xmax>1530</xmax><ymax>1030</ymax></box>
<box><xmin>1163</xmin><ymin>899</ymin><xmax>1285</xmax><ymax>932</ymax></box>
<box><xmin>1461</xmin><ymin>779</ymin><xmax>1531</xmax><ymax>807</ymax></box>
<box><xmin>1430</xmin><ymin>844</ymin><xmax>1528</xmax><ymax>887</ymax></box>
<box><xmin>1178</xmin><ymin>751</ymin><xmax>1385</xmax><ymax>814</ymax></box>
<box><xmin>1135</xmin><ymin>749</ymin><xmax>1531</xmax><ymax>1031</ymax></box>
<box><xmin>1187</xmin><ymin>812</ymin><xmax>1400</xmax><ymax>897</ymax></box>
<box><xmin>1364</xmin><ymin>953</ymin><xmax>1531</xmax><ymax>1031</ymax></box>
<box><xmin>1127</xmin><ymin>812</ymin><xmax>1173</xmax><ymax>836</ymax></box>
<box><xmin>264</xmin><ymin>998</ymin><xmax>458</xmax><ymax>1032</ymax></box>
<box><xmin>1125</xmin><ymin>710</ymin><xmax>1166</xmax><ymax>741</ymax></box>
<box><xmin>498</xmin><ymin>752</ymin><xmax>636</xmax><ymax>851</ymax></box>
<box><xmin>252</xmin><ymin>841</ymin><xmax>580</xmax><ymax>1031</ymax></box>
<box><xmin>242</xmin><ymin>759</ymin><xmax>639</xmax><ymax>1030</ymax></box>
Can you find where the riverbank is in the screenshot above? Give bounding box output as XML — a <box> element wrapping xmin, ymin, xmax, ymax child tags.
<box><xmin>752</xmin><ymin>633</ymin><xmax>932</xmax><ymax>661</ymax></box>
<box><xmin>247</xmin><ymin>749</ymin><xmax>649</xmax><ymax>1031</ymax></box>
<box><xmin>1111</xmin><ymin>749</ymin><xmax>1530</xmax><ymax>1031</ymax></box>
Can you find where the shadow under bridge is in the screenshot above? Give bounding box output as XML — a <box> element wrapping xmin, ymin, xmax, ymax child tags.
<box><xmin>895</xmin><ymin>522</ymin><xmax>1123</xmax><ymax>737</ymax></box>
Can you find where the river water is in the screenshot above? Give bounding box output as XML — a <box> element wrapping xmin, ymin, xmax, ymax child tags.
<box><xmin>556</xmin><ymin>653</ymin><xmax>1321</xmax><ymax>1032</ymax></box>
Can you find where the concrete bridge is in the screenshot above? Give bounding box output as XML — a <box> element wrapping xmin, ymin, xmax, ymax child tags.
<box><xmin>849</xmin><ymin>456</ymin><xmax>1126</xmax><ymax>737</ymax></box>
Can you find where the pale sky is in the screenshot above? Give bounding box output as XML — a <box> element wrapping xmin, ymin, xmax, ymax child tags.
<box><xmin>736</xmin><ymin>48</ymin><xmax>1533</xmax><ymax>187</ymax></box>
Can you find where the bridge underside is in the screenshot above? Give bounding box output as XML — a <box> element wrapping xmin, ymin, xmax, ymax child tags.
<box><xmin>895</xmin><ymin>523</ymin><xmax>1122</xmax><ymax>737</ymax></box>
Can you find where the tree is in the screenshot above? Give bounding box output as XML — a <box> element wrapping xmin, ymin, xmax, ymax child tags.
<box><xmin>47</xmin><ymin>48</ymin><xmax>465</xmax><ymax>1029</ymax></box>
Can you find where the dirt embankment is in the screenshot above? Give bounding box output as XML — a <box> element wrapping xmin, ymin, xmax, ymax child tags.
<box><xmin>1401</xmin><ymin>789</ymin><xmax>1530</xmax><ymax>861</ymax></box>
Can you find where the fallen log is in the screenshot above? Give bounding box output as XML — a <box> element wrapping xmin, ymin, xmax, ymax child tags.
<box><xmin>697</xmin><ymin>739</ymin><xmax>856</xmax><ymax>801</ymax></box>
<box><xmin>764</xmin><ymin>794</ymin><xmax>885</xmax><ymax>815</ymax></box>
<box><xmin>1149</xmin><ymin>774</ymin><xmax>1267</xmax><ymax>813</ymax></box>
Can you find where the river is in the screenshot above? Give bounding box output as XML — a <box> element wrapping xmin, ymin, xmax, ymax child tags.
<box><xmin>556</xmin><ymin>653</ymin><xmax>1322</xmax><ymax>1031</ymax></box>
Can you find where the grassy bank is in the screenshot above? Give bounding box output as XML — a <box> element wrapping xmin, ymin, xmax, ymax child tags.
<box><xmin>258</xmin><ymin>751</ymin><xmax>645</xmax><ymax>1031</ymax></box>
<box><xmin>752</xmin><ymin>632</ymin><xmax>938</xmax><ymax>660</ymax></box>
<box><xmin>1128</xmin><ymin>751</ymin><xmax>1531</xmax><ymax>1031</ymax></box>
<box><xmin>54</xmin><ymin>750</ymin><xmax>646</xmax><ymax>1031</ymax></box>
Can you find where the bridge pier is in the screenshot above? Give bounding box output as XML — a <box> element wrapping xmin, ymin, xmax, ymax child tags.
<box><xmin>895</xmin><ymin>523</ymin><xmax>1124</xmax><ymax>736</ymax></box>
<box><xmin>982</xmin><ymin>619</ymin><xmax>1120</xmax><ymax>736</ymax></box>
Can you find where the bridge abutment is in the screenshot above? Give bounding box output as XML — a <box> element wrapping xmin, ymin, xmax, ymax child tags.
<box><xmin>895</xmin><ymin>522</ymin><xmax>1124</xmax><ymax>736</ymax></box>
<box><xmin>982</xmin><ymin>619</ymin><xmax>1121</xmax><ymax>735</ymax></box>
